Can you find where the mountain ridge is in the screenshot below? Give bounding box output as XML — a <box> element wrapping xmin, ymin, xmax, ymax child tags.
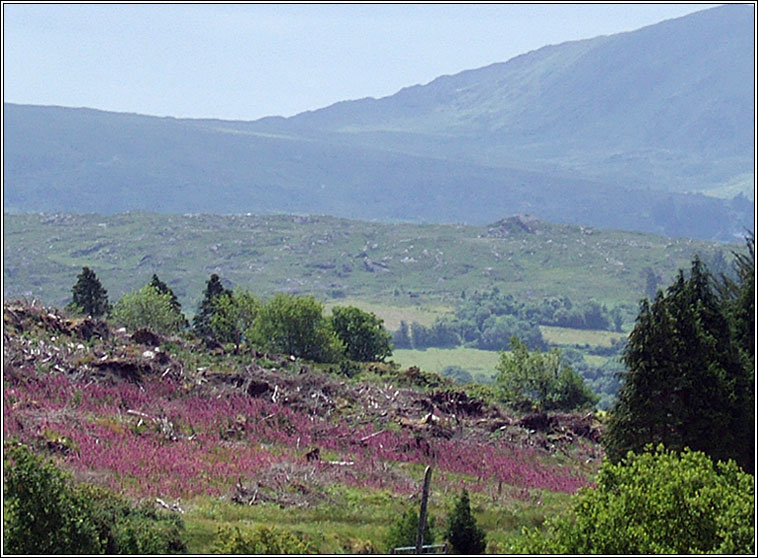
<box><xmin>3</xmin><ymin>5</ymin><xmax>754</xmax><ymax>241</ymax></box>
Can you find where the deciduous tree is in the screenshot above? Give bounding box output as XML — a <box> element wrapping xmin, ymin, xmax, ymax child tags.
<box><xmin>330</xmin><ymin>305</ymin><xmax>392</xmax><ymax>362</ymax></box>
<box><xmin>495</xmin><ymin>337</ymin><xmax>598</xmax><ymax>411</ymax></box>
<box><xmin>249</xmin><ymin>293</ymin><xmax>343</xmax><ymax>362</ymax></box>
<box><xmin>112</xmin><ymin>285</ymin><xmax>186</xmax><ymax>335</ymax></box>
<box><xmin>148</xmin><ymin>274</ymin><xmax>186</xmax><ymax>326</ymax></box>
<box><xmin>509</xmin><ymin>446</ymin><xmax>754</xmax><ymax>554</ymax></box>
<box><xmin>209</xmin><ymin>289</ymin><xmax>261</xmax><ymax>353</ymax></box>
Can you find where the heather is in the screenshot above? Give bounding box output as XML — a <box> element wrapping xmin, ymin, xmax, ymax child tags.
<box><xmin>4</xmin><ymin>365</ymin><xmax>588</xmax><ymax>500</ymax></box>
<box><xmin>3</xmin><ymin>300</ymin><xmax>598</xmax><ymax>552</ymax></box>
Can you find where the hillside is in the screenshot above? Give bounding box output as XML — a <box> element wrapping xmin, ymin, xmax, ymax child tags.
<box><xmin>3</xmin><ymin>5</ymin><xmax>754</xmax><ymax>241</ymax></box>
<box><xmin>3</xmin><ymin>299</ymin><xmax>601</xmax><ymax>553</ymax></box>
<box><xmin>272</xmin><ymin>5</ymin><xmax>754</xmax><ymax>192</ymax></box>
<box><xmin>2</xmin><ymin>212</ymin><xmax>736</xmax><ymax>316</ymax></box>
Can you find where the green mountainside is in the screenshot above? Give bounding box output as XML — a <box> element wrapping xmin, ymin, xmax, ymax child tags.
<box><xmin>274</xmin><ymin>5</ymin><xmax>753</xmax><ymax>191</ymax></box>
<box><xmin>3</xmin><ymin>212</ymin><xmax>735</xmax><ymax>316</ymax></box>
<box><xmin>3</xmin><ymin>5</ymin><xmax>754</xmax><ymax>241</ymax></box>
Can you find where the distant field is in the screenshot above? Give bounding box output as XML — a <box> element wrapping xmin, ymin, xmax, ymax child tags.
<box><xmin>539</xmin><ymin>326</ymin><xmax>626</xmax><ymax>348</ymax></box>
<box><xmin>324</xmin><ymin>298</ymin><xmax>452</xmax><ymax>331</ymax></box>
<box><xmin>392</xmin><ymin>347</ymin><xmax>502</xmax><ymax>381</ymax></box>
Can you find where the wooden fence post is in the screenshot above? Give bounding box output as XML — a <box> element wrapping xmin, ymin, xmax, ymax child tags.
<box><xmin>416</xmin><ymin>465</ymin><xmax>432</xmax><ymax>554</ymax></box>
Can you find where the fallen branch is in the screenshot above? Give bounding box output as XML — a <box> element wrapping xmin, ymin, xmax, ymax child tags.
<box><xmin>155</xmin><ymin>497</ymin><xmax>184</xmax><ymax>514</ymax></box>
<box><xmin>360</xmin><ymin>430</ymin><xmax>386</xmax><ymax>445</ymax></box>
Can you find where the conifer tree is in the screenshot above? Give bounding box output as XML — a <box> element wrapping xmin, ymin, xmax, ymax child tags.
<box><xmin>445</xmin><ymin>489</ymin><xmax>486</xmax><ymax>554</ymax></box>
<box><xmin>149</xmin><ymin>274</ymin><xmax>187</xmax><ymax>327</ymax></box>
<box><xmin>393</xmin><ymin>321</ymin><xmax>412</xmax><ymax>349</ymax></box>
<box><xmin>149</xmin><ymin>274</ymin><xmax>181</xmax><ymax>313</ymax></box>
<box><xmin>68</xmin><ymin>266</ymin><xmax>110</xmax><ymax>318</ymax></box>
<box><xmin>192</xmin><ymin>274</ymin><xmax>230</xmax><ymax>340</ymax></box>
<box><xmin>604</xmin><ymin>257</ymin><xmax>753</xmax><ymax>472</ymax></box>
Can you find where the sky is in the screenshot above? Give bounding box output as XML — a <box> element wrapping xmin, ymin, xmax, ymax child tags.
<box><xmin>3</xmin><ymin>3</ymin><xmax>725</xmax><ymax>122</ymax></box>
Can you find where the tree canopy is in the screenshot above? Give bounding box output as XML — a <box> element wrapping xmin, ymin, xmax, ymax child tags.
<box><xmin>249</xmin><ymin>293</ymin><xmax>343</xmax><ymax>363</ymax></box>
<box><xmin>603</xmin><ymin>254</ymin><xmax>754</xmax><ymax>472</ymax></box>
<box><xmin>509</xmin><ymin>445</ymin><xmax>754</xmax><ymax>554</ymax></box>
<box><xmin>495</xmin><ymin>337</ymin><xmax>598</xmax><ymax>412</ymax></box>
<box><xmin>208</xmin><ymin>289</ymin><xmax>260</xmax><ymax>353</ymax></box>
<box><xmin>112</xmin><ymin>284</ymin><xmax>186</xmax><ymax>335</ymax></box>
<box><xmin>330</xmin><ymin>305</ymin><xmax>392</xmax><ymax>362</ymax></box>
<box><xmin>68</xmin><ymin>266</ymin><xmax>110</xmax><ymax>318</ymax></box>
<box><xmin>148</xmin><ymin>274</ymin><xmax>186</xmax><ymax>326</ymax></box>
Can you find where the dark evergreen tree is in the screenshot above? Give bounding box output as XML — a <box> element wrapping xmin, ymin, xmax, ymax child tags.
<box><xmin>149</xmin><ymin>274</ymin><xmax>181</xmax><ymax>313</ymax></box>
<box><xmin>393</xmin><ymin>321</ymin><xmax>412</xmax><ymax>349</ymax></box>
<box><xmin>714</xmin><ymin>234</ymin><xmax>754</xmax><ymax>368</ymax></box>
<box><xmin>193</xmin><ymin>274</ymin><xmax>230</xmax><ymax>340</ymax></box>
<box><xmin>604</xmin><ymin>257</ymin><xmax>753</xmax><ymax>472</ymax></box>
<box><xmin>68</xmin><ymin>266</ymin><xmax>110</xmax><ymax>318</ymax></box>
<box><xmin>644</xmin><ymin>268</ymin><xmax>661</xmax><ymax>300</ymax></box>
<box><xmin>445</xmin><ymin>489</ymin><xmax>486</xmax><ymax>554</ymax></box>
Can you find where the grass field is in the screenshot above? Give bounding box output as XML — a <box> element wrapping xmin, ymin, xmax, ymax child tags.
<box><xmin>539</xmin><ymin>325</ymin><xmax>626</xmax><ymax>348</ymax></box>
<box><xmin>324</xmin><ymin>298</ymin><xmax>453</xmax><ymax>331</ymax></box>
<box><xmin>181</xmin><ymin>481</ymin><xmax>571</xmax><ymax>554</ymax></box>
<box><xmin>392</xmin><ymin>347</ymin><xmax>502</xmax><ymax>381</ymax></box>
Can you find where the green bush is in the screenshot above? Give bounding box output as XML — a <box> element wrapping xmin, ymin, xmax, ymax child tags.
<box><xmin>209</xmin><ymin>289</ymin><xmax>261</xmax><ymax>353</ymax></box>
<box><xmin>3</xmin><ymin>443</ymin><xmax>102</xmax><ymax>554</ymax></box>
<box><xmin>113</xmin><ymin>284</ymin><xmax>186</xmax><ymax>335</ymax></box>
<box><xmin>212</xmin><ymin>524</ymin><xmax>314</xmax><ymax>554</ymax></box>
<box><xmin>445</xmin><ymin>489</ymin><xmax>486</xmax><ymax>554</ymax></box>
<box><xmin>3</xmin><ymin>444</ymin><xmax>187</xmax><ymax>555</ymax></box>
<box><xmin>384</xmin><ymin>507</ymin><xmax>435</xmax><ymax>553</ymax></box>
<box><xmin>112</xmin><ymin>509</ymin><xmax>186</xmax><ymax>555</ymax></box>
<box><xmin>249</xmin><ymin>293</ymin><xmax>344</xmax><ymax>362</ymax></box>
<box><xmin>495</xmin><ymin>337</ymin><xmax>598</xmax><ymax>411</ymax></box>
<box><xmin>509</xmin><ymin>445</ymin><xmax>755</xmax><ymax>554</ymax></box>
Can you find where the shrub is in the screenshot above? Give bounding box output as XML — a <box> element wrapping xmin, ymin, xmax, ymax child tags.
<box><xmin>445</xmin><ymin>489</ymin><xmax>486</xmax><ymax>554</ymax></box>
<box><xmin>209</xmin><ymin>289</ymin><xmax>261</xmax><ymax>353</ymax></box>
<box><xmin>112</xmin><ymin>284</ymin><xmax>186</xmax><ymax>335</ymax></box>
<box><xmin>249</xmin><ymin>293</ymin><xmax>344</xmax><ymax>362</ymax></box>
<box><xmin>3</xmin><ymin>443</ymin><xmax>102</xmax><ymax>554</ymax></box>
<box><xmin>440</xmin><ymin>365</ymin><xmax>473</xmax><ymax>384</ymax></box>
<box><xmin>212</xmin><ymin>524</ymin><xmax>314</xmax><ymax>554</ymax></box>
<box><xmin>509</xmin><ymin>445</ymin><xmax>755</xmax><ymax>554</ymax></box>
<box><xmin>3</xmin><ymin>444</ymin><xmax>186</xmax><ymax>555</ymax></box>
<box><xmin>112</xmin><ymin>509</ymin><xmax>186</xmax><ymax>555</ymax></box>
<box><xmin>384</xmin><ymin>507</ymin><xmax>435</xmax><ymax>553</ymax></box>
<box><xmin>496</xmin><ymin>337</ymin><xmax>598</xmax><ymax>411</ymax></box>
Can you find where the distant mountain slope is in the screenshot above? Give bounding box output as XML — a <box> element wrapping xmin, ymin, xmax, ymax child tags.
<box><xmin>3</xmin><ymin>5</ymin><xmax>754</xmax><ymax>241</ymax></box>
<box><xmin>264</xmin><ymin>4</ymin><xmax>754</xmax><ymax>192</ymax></box>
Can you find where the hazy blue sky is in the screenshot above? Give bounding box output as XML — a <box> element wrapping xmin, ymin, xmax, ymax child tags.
<box><xmin>3</xmin><ymin>3</ymin><xmax>723</xmax><ymax>121</ymax></box>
